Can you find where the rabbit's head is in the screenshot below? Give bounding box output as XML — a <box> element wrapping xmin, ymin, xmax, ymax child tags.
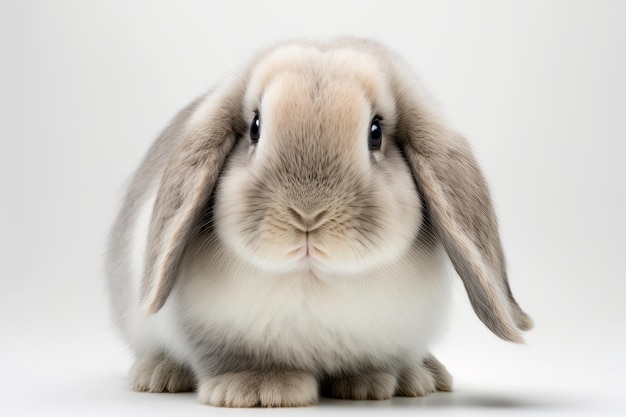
<box><xmin>215</xmin><ymin>45</ymin><xmax>421</xmax><ymax>275</ymax></box>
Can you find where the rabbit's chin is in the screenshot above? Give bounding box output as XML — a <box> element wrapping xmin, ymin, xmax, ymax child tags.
<box><xmin>262</xmin><ymin>256</ymin><xmax>358</xmax><ymax>277</ymax></box>
<box><xmin>231</xmin><ymin>244</ymin><xmax>408</xmax><ymax>278</ymax></box>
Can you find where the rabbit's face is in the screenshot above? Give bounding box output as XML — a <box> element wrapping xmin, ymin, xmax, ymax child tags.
<box><xmin>214</xmin><ymin>46</ymin><xmax>423</xmax><ymax>274</ymax></box>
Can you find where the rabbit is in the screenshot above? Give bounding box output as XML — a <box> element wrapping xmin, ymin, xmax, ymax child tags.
<box><xmin>105</xmin><ymin>38</ymin><xmax>533</xmax><ymax>408</ymax></box>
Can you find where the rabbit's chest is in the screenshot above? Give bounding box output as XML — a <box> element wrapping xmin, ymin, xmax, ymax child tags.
<box><xmin>176</xmin><ymin>244</ymin><xmax>451</xmax><ymax>370</ymax></box>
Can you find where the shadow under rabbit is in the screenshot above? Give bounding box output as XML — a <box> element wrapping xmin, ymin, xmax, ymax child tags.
<box><xmin>317</xmin><ymin>389</ymin><xmax>578</xmax><ymax>411</ymax></box>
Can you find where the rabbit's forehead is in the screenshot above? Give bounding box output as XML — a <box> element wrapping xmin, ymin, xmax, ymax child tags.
<box><xmin>245</xmin><ymin>45</ymin><xmax>395</xmax><ymax>120</ymax></box>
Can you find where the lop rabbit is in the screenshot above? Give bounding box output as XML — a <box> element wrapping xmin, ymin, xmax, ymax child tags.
<box><xmin>106</xmin><ymin>38</ymin><xmax>532</xmax><ymax>407</ymax></box>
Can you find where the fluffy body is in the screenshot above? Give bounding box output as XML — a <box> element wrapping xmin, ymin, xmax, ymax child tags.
<box><xmin>106</xmin><ymin>38</ymin><xmax>530</xmax><ymax>407</ymax></box>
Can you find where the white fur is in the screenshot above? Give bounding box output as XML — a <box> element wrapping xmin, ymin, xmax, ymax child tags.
<box><xmin>125</xmin><ymin>189</ymin><xmax>191</xmax><ymax>363</ymax></box>
<box><xmin>130</xmin><ymin>191</ymin><xmax>155</xmax><ymax>285</ymax></box>
<box><xmin>171</xmin><ymin>238</ymin><xmax>453</xmax><ymax>373</ymax></box>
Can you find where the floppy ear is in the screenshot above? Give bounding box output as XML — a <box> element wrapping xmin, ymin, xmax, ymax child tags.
<box><xmin>141</xmin><ymin>79</ymin><xmax>247</xmax><ymax>314</ymax></box>
<box><xmin>394</xmin><ymin>83</ymin><xmax>533</xmax><ymax>343</ymax></box>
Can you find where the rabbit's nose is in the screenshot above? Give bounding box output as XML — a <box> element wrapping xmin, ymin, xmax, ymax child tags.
<box><xmin>287</xmin><ymin>206</ymin><xmax>330</xmax><ymax>232</ymax></box>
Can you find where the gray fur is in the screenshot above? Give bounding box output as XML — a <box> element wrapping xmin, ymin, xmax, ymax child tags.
<box><xmin>132</xmin><ymin>352</ymin><xmax>195</xmax><ymax>393</ymax></box>
<box><xmin>141</xmin><ymin>79</ymin><xmax>249</xmax><ymax>314</ymax></box>
<box><xmin>105</xmin><ymin>97</ymin><xmax>205</xmax><ymax>332</ymax></box>
<box><xmin>395</xmin><ymin>99</ymin><xmax>532</xmax><ymax>342</ymax></box>
<box><xmin>423</xmin><ymin>354</ymin><xmax>453</xmax><ymax>392</ymax></box>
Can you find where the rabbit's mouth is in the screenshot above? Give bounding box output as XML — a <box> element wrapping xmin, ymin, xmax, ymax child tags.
<box><xmin>286</xmin><ymin>234</ymin><xmax>327</xmax><ymax>259</ymax></box>
<box><xmin>286</xmin><ymin>239</ymin><xmax>330</xmax><ymax>272</ymax></box>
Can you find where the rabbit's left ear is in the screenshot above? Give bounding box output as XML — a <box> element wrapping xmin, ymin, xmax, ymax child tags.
<box><xmin>141</xmin><ymin>78</ymin><xmax>247</xmax><ymax>315</ymax></box>
<box><xmin>392</xmin><ymin>77</ymin><xmax>533</xmax><ymax>343</ymax></box>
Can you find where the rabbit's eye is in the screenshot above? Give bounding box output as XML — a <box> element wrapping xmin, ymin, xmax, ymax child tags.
<box><xmin>250</xmin><ymin>114</ymin><xmax>260</xmax><ymax>143</ymax></box>
<box><xmin>369</xmin><ymin>117</ymin><xmax>382</xmax><ymax>150</ymax></box>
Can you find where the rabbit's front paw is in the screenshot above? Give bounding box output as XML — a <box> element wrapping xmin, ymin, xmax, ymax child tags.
<box><xmin>198</xmin><ymin>370</ymin><xmax>318</xmax><ymax>407</ymax></box>
<box><xmin>132</xmin><ymin>352</ymin><xmax>195</xmax><ymax>393</ymax></box>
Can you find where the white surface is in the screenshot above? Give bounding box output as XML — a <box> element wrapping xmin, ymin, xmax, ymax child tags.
<box><xmin>1</xmin><ymin>0</ymin><xmax>625</xmax><ymax>415</ymax></box>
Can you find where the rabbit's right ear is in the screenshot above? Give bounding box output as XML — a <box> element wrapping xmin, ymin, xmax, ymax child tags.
<box><xmin>141</xmin><ymin>77</ymin><xmax>247</xmax><ymax>315</ymax></box>
<box><xmin>384</xmin><ymin>55</ymin><xmax>532</xmax><ymax>343</ymax></box>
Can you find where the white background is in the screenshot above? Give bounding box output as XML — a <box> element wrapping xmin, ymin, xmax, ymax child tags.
<box><xmin>1</xmin><ymin>0</ymin><xmax>625</xmax><ymax>415</ymax></box>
